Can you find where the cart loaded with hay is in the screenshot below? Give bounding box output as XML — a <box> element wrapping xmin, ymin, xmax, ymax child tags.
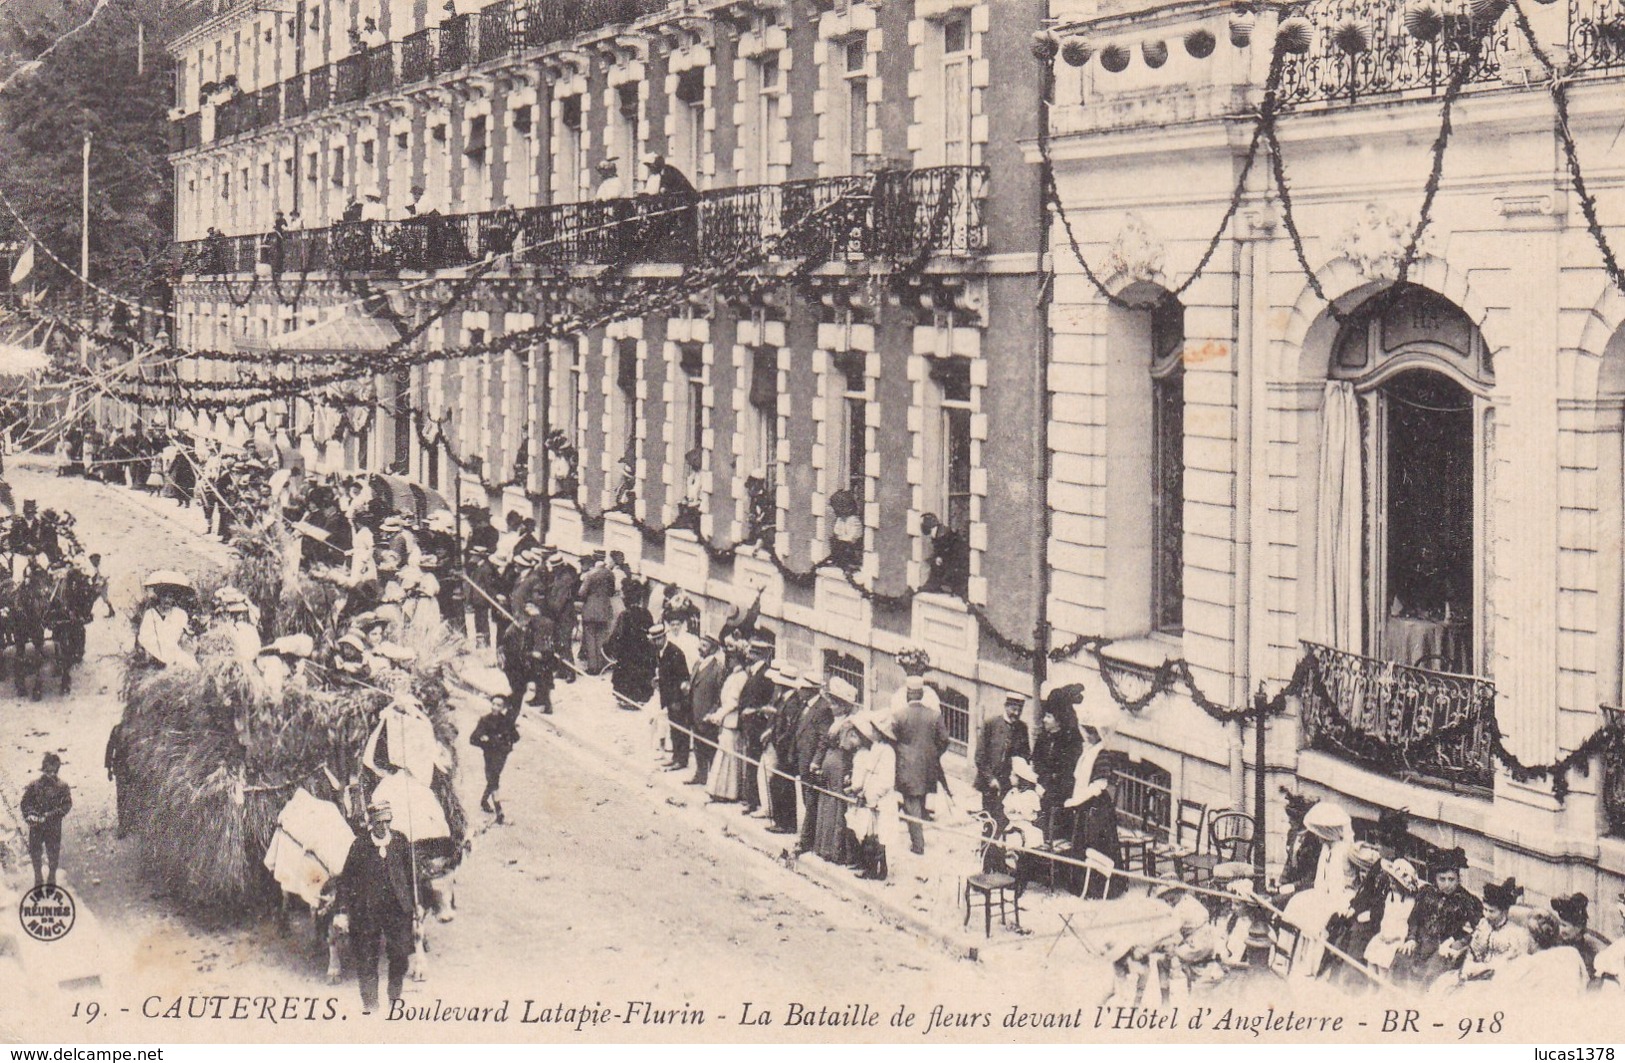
<box><xmin>116</xmin><ymin>530</ymin><xmax>467</xmax><ymax>980</ymax></box>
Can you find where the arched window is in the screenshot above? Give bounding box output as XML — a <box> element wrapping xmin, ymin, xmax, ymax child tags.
<box><xmin>1327</xmin><ymin>285</ymin><xmax>1491</xmax><ymax>675</ymax></box>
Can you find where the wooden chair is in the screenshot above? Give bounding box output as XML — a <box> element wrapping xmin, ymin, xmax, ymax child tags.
<box><xmin>1209</xmin><ymin>810</ymin><xmax>1257</xmax><ymax>865</ymax></box>
<box><xmin>1155</xmin><ymin>799</ymin><xmax>1210</xmax><ymax>884</ymax></box>
<box><xmin>965</xmin><ymin>815</ymin><xmax>1023</xmax><ymax>937</ymax></box>
<box><xmin>1116</xmin><ymin>809</ymin><xmax>1154</xmax><ymax>875</ymax></box>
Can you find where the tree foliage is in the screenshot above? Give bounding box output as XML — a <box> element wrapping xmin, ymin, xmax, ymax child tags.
<box><xmin>0</xmin><ymin>0</ymin><xmax>174</xmax><ymax>305</ymax></box>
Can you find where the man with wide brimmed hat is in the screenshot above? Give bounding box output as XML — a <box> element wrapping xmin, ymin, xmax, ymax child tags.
<box><xmin>21</xmin><ymin>751</ymin><xmax>71</xmax><ymax>887</ymax></box>
<box><xmin>335</xmin><ymin>800</ymin><xmax>417</xmax><ymax>1015</ymax></box>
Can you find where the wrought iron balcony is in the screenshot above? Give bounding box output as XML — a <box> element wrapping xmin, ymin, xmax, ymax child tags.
<box><xmin>175</xmin><ymin>167</ymin><xmax>990</xmax><ymax>278</ymax></box>
<box><xmin>1299</xmin><ymin>641</ymin><xmax>1495</xmax><ymax>793</ymax></box>
<box><xmin>522</xmin><ymin>0</ymin><xmax>667</xmax><ymax>48</ymax></box>
<box><xmin>401</xmin><ymin>28</ymin><xmax>435</xmax><ymax>84</ymax></box>
<box><xmin>214</xmin><ymin>93</ymin><xmax>245</xmax><ymax>139</ymax></box>
<box><xmin>307</xmin><ymin>65</ymin><xmax>332</xmax><ymax>111</ymax></box>
<box><xmin>1604</xmin><ymin>704</ymin><xmax>1625</xmax><ymax>838</ymax></box>
<box><xmin>1570</xmin><ymin>0</ymin><xmax>1625</xmax><ymax>74</ymax></box>
<box><xmin>335</xmin><ymin>53</ymin><xmax>367</xmax><ymax>104</ymax></box>
<box><xmin>1276</xmin><ymin>0</ymin><xmax>1517</xmax><ymax>107</ymax></box>
<box><xmin>169</xmin><ymin>112</ymin><xmax>203</xmax><ymax>152</ymax></box>
<box><xmin>438</xmin><ymin>14</ymin><xmax>473</xmax><ymax>72</ymax></box>
<box><xmin>284</xmin><ymin>77</ymin><xmax>307</xmax><ymax>119</ymax></box>
<box><xmin>478</xmin><ymin>0</ymin><xmax>516</xmax><ymax>63</ymax></box>
<box><xmin>365</xmin><ymin>41</ymin><xmax>397</xmax><ymax>95</ymax></box>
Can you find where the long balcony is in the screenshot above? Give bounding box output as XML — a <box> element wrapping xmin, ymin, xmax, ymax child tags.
<box><xmin>175</xmin><ymin>167</ymin><xmax>988</xmax><ymax>278</ymax></box>
<box><xmin>170</xmin><ymin>0</ymin><xmax>675</xmax><ymax>153</ymax></box>
<box><xmin>1299</xmin><ymin>641</ymin><xmax>1495</xmax><ymax>794</ymax></box>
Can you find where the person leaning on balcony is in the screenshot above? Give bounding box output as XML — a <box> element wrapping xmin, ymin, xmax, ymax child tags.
<box><xmin>594</xmin><ymin>158</ymin><xmax>624</xmax><ymax>201</ymax></box>
<box><xmin>360</xmin><ymin>16</ymin><xmax>384</xmax><ymax>49</ymax></box>
<box><xmin>361</xmin><ymin>189</ymin><xmax>386</xmax><ymax>223</ymax></box>
<box><xmin>642</xmin><ymin>154</ymin><xmax>697</xmax><ymax>263</ymax></box>
<box><xmin>919</xmin><ymin>513</ymin><xmax>969</xmax><ymax>596</ymax></box>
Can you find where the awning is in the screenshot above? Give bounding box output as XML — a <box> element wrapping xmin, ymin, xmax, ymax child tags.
<box><xmin>234</xmin><ymin>311</ymin><xmax>400</xmax><ymax>355</ymax></box>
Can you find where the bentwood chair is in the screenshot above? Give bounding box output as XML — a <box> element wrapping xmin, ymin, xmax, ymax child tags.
<box><xmin>1155</xmin><ymin>799</ymin><xmax>1211</xmax><ymax>884</ymax></box>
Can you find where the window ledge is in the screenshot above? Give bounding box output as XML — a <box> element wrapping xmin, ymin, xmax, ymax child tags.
<box><xmin>1099</xmin><ymin>633</ymin><xmax>1184</xmax><ymax>673</ymax></box>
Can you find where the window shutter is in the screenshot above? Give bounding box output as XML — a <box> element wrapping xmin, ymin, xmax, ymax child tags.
<box><xmin>617</xmin><ymin>339</ymin><xmax>638</xmax><ymax>391</ymax></box>
<box><xmin>750</xmin><ymin>346</ymin><xmax>777</xmax><ymax>407</ymax></box>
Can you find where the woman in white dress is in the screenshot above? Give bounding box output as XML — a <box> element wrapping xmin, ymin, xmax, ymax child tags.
<box><xmin>1281</xmin><ymin>800</ymin><xmax>1357</xmax><ymax>978</ymax></box>
<box><xmin>1364</xmin><ymin>858</ymin><xmax>1422</xmax><ymax>975</ymax></box>
<box><xmin>848</xmin><ymin>713</ymin><xmax>899</xmax><ymax>880</ymax></box>
<box><xmin>705</xmin><ymin>660</ymin><xmax>746</xmax><ymax>802</ymax></box>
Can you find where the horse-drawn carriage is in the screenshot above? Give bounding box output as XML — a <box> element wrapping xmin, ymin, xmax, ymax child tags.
<box><xmin>0</xmin><ymin>521</ymin><xmax>96</xmax><ymax>699</ymax></box>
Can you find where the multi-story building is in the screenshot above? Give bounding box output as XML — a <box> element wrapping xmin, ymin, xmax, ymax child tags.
<box><xmin>1044</xmin><ymin>0</ymin><xmax>1625</xmax><ymax>918</ymax></box>
<box><xmin>164</xmin><ymin>0</ymin><xmax>1048</xmax><ymax>754</ymax></box>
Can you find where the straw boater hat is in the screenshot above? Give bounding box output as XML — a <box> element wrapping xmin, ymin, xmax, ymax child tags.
<box><xmin>143</xmin><ymin>569</ymin><xmax>194</xmax><ymax>592</ymax></box>
<box><xmin>870</xmin><ymin>711</ymin><xmax>896</xmax><ymax>741</ymax></box>
<box><xmin>647</xmin><ymin>621</ymin><xmax>667</xmax><ymax>638</ymax></box>
<box><xmin>774</xmin><ymin>663</ymin><xmax>803</xmax><ymax>687</ymax></box>
<box><xmin>825</xmin><ymin>675</ymin><xmax>859</xmax><ymax>705</ymax></box>
<box><xmin>337</xmin><ymin>632</ymin><xmax>370</xmax><ymax>656</ymax></box>
<box><xmin>367</xmin><ymin>800</ymin><xmax>392</xmax><ymax>824</ymax></box>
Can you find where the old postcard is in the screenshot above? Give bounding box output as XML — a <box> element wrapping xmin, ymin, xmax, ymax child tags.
<box><xmin>0</xmin><ymin>0</ymin><xmax>1620</xmax><ymax>1048</ymax></box>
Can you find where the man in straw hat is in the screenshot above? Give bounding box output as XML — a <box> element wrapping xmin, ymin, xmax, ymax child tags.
<box><xmin>765</xmin><ymin>664</ymin><xmax>813</xmax><ymax>835</ymax></box>
<box><xmin>499</xmin><ymin>599</ymin><xmax>555</xmax><ymax>717</ymax></box>
<box><xmin>576</xmin><ymin>551</ymin><xmax>616</xmax><ymax>675</ymax></box>
<box><xmin>791</xmin><ymin>671</ymin><xmax>850</xmax><ymax>855</ymax></box>
<box><xmin>892</xmin><ymin>676</ymin><xmax>951</xmax><ymax>858</ymax></box>
<box><xmin>21</xmin><ymin>751</ymin><xmax>71</xmax><ymax>887</ymax></box>
<box><xmin>335</xmin><ymin>800</ymin><xmax>417</xmax><ymax>1015</ymax></box>
<box><xmin>685</xmin><ymin>633</ymin><xmax>727</xmax><ymax>786</ymax></box>
<box><xmin>652</xmin><ymin>618</ymin><xmax>695</xmax><ymax>773</ymax></box>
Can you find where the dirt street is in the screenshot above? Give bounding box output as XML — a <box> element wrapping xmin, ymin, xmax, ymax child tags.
<box><xmin>0</xmin><ymin>458</ymin><xmax>1022</xmax><ymax>1042</ymax></box>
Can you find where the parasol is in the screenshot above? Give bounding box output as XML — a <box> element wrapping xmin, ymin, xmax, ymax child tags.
<box><xmin>141</xmin><ymin>569</ymin><xmax>194</xmax><ymax>591</ymax></box>
<box><xmin>262</xmin><ymin>789</ymin><xmax>357</xmax><ymax>906</ymax></box>
<box><xmin>370</xmin><ymin>771</ymin><xmax>450</xmax><ymax>842</ymax></box>
<box><xmin>0</xmin><ymin>342</ymin><xmax>49</xmax><ymax>377</ymax></box>
<box><xmin>367</xmin><ymin>473</ymin><xmax>450</xmax><ymax>519</ymax></box>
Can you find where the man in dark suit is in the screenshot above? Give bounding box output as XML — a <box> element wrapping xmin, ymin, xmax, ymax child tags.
<box><xmin>766</xmin><ymin>665</ymin><xmax>810</xmax><ymax>835</ymax></box>
<box><xmin>335</xmin><ymin>801</ymin><xmax>417</xmax><ymax>1015</ymax></box>
<box><xmin>541</xmin><ymin>552</ymin><xmax>580</xmax><ymax>682</ymax></box>
<box><xmin>577</xmin><ymin>552</ymin><xmax>615</xmax><ymax>674</ymax></box>
<box><xmin>793</xmin><ymin>674</ymin><xmax>852</xmax><ymax>854</ymax></box>
<box><xmin>892</xmin><ymin>676</ymin><xmax>950</xmax><ymax>856</ymax></box>
<box><xmin>974</xmin><ymin>693</ymin><xmax>1032</xmax><ymax>835</ymax></box>
<box><xmin>499</xmin><ymin>600</ymin><xmax>554</xmax><ymax>715</ymax></box>
<box><xmin>686</xmin><ymin>634</ymin><xmax>726</xmax><ymax>785</ymax></box>
<box><xmin>653</xmin><ymin>619</ymin><xmax>693</xmax><ymax>773</ymax></box>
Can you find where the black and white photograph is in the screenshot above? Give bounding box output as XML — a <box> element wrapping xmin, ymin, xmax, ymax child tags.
<box><xmin>0</xmin><ymin>0</ymin><xmax>1620</xmax><ymax>1048</ymax></box>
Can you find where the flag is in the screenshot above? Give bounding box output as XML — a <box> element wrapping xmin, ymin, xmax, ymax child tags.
<box><xmin>8</xmin><ymin>242</ymin><xmax>33</xmax><ymax>287</ymax></box>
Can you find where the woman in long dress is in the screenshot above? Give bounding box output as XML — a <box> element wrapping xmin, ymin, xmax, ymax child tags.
<box><xmin>813</xmin><ymin>716</ymin><xmax>859</xmax><ymax>865</ymax></box>
<box><xmin>603</xmin><ymin>580</ymin><xmax>656</xmax><ymax>709</ymax></box>
<box><xmin>705</xmin><ymin>664</ymin><xmax>744</xmax><ymax>802</ymax></box>
<box><xmin>849</xmin><ymin>714</ymin><xmax>899</xmax><ymax>880</ymax></box>
<box><xmin>1282</xmin><ymin>800</ymin><xmax>1358</xmax><ymax>978</ymax></box>
<box><xmin>1063</xmin><ymin>735</ymin><xmax>1126</xmax><ymax>898</ymax></box>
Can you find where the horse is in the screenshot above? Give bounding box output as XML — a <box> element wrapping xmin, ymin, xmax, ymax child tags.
<box><xmin>13</xmin><ymin>561</ymin><xmax>94</xmax><ymax>697</ymax></box>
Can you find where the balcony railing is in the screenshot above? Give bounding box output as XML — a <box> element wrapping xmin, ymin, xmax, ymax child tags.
<box><xmin>1276</xmin><ymin>0</ymin><xmax>1518</xmax><ymax>107</ymax></box>
<box><xmin>214</xmin><ymin>93</ymin><xmax>245</xmax><ymax>139</ymax></box>
<box><xmin>1570</xmin><ymin>0</ymin><xmax>1625</xmax><ymax>74</ymax></box>
<box><xmin>1299</xmin><ymin>641</ymin><xmax>1495</xmax><ymax>793</ymax></box>
<box><xmin>439</xmin><ymin>14</ymin><xmax>473</xmax><ymax>72</ymax></box>
<box><xmin>479</xmin><ymin>0</ymin><xmax>516</xmax><ymax>63</ymax></box>
<box><xmin>251</xmin><ymin>84</ymin><xmax>281</xmax><ymax>129</ymax></box>
<box><xmin>335</xmin><ymin>53</ymin><xmax>367</xmax><ymax>104</ymax></box>
<box><xmin>401</xmin><ymin>28</ymin><xmax>435</xmax><ymax>84</ymax></box>
<box><xmin>1604</xmin><ymin>705</ymin><xmax>1625</xmax><ymax>838</ymax></box>
<box><xmin>523</xmin><ymin>0</ymin><xmax>667</xmax><ymax>48</ymax></box>
<box><xmin>284</xmin><ymin>76</ymin><xmax>307</xmax><ymax>119</ymax></box>
<box><xmin>308</xmin><ymin>65</ymin><xmax>332</xmax><ymax>111</ymax></box>
<box><xmin>364</xmin><ymin>42</ymin><xmax>397</xmax><ymax>96</ymax></box>
<box><xmin>176</xmin><ymin>167</ymin><xmax>989</xmax><ymax>277</ymax></box>
<box><xmin>169</xmin><ymin>111</ymin><xmax>203</xmax><ymax>152</ymax></box>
